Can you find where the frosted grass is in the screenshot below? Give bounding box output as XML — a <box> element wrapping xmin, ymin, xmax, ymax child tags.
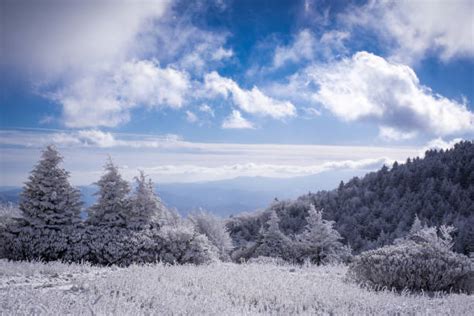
<box><xmin>1</xmin><ymin>260</ymin><xmax>472</xmax><ymax>315</ymax></box>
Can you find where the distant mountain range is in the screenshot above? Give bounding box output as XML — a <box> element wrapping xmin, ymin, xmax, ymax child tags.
<box><xmin>0</xmin><ymin>169</ymin><xmax>366</xmax><ymax>217</ymax></box>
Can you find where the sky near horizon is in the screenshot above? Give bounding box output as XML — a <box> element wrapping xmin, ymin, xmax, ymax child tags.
<box><xmin>1</xmin><ymin>0</ymin><xmax>473</xmax><ymax>186</ymax></box>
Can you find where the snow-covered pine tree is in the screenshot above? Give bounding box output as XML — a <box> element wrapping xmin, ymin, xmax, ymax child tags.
<box><xmin>295</xmin><ymin>204</ymin><xmax>350</xmax><ymax>264</ymax></box>
<box><xmin>19</xmin><ymin>145</ymin><xmax>82</xmax><ymax>228</ymax></box>
<box><xmin>254</xmin><ymin>210</ymin><xmax>292</xmax><ymax>260</ymax></box>
<box><xmin>409</xmin><ymin>214</ymin><xmax>424</xmax><ymax>235</ymax></box>
<box><xmin>88</xmin><ymin>158</ymin><xmax>130</xmax><ymax>227</ymax></box>
<box><xmin>127</xmin><ymin>171</ymin><xmax>166</xmax><ymax>229</ymax></box>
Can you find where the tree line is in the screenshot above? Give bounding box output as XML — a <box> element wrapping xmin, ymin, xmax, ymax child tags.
<box><xmin>227</xmin><ymin>141</ymin><xmax>474</xmax><ymax>257</ymax></box>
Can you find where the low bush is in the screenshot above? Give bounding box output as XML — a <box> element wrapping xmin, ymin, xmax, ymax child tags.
<box><xmin>348</xmin><ymin>225</ymin><xmax>473</xmax><ymax>293</ymax></box>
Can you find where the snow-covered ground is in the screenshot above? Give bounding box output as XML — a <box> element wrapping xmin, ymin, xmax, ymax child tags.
<box><xmin>0</xmin><ymin>259</ymin><xmax>472</xmax><ymax>315</ymax></box>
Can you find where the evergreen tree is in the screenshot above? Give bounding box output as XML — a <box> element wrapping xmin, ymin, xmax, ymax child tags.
<box><xmin>295</xmin><ymin>204</ymin><xmax>350</xmax><ymax>264</ymax></box>
<box><xmin>127</xmin><ymin>171</ymin><xmax>166</xmax><ymax>229</ymax></box>
<box><xmin>88</xmin><ymin>158</ymin><xmax>130</xmax><ymax>227</ymax></box>
<box><xmin>254</xmin><ymin>210</ymin><xmax>292</xmax><ymax>260</ymax></box>
<box><xmin>409</xmin><ymin>214</ymin><xmax>424</xmax><ymax>235</ymax></box>
<box><xmin>19</xmin><ymin>145</ymin><xmax>82</xmax><ymax>228</ymax></box>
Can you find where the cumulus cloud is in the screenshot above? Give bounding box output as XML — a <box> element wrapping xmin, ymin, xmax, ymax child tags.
<box><xmin>53</xmin><ymin>60</ymin><xmax>190</xmax><ymax>128</ymax></box>
<box><xmin>222</xmin><ymin>110</ymin><xmax>254</xmax><ymax>129</ymax></box>
<box><xmin>342</xmin><ymin>0</ymin><xmax>474</xmax><ymax>63</ymax></box>
<box><xmin>2</xmin><ymin>0</ymin><xmax>234</xmax><ymax>128</ymax></box>
<box><xmin>305</xmin><ymin>52</ymin><xmax>474</xmax><ymax>136</ymax></box>
<box><xmin>205</xmin><ymin>72</ymin><xmax>296</xmax><ymax>119</ymax></box>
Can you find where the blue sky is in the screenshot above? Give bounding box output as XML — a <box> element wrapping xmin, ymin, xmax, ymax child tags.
<box><xmin>1</xmin><ymin>0</ymin><xmax>473</xmax><ymax>185</ymax></box>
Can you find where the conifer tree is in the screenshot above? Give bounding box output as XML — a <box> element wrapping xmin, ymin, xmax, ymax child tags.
<box><xmin>127</xmin><ymin>171</ymin><xmax>166</xmax><ymax>229</ymax></box>
<box><xmin>295</xmin><ymin>204</ymin><xmax>349</xmax><ymax>264</ymax></box>
<box><xmin>254</xmin><ymin>210</ymin><xmax>292</xmax><ymax>260</ymax></box>
<box><xmin>19</xmin><ymin>145</ymin><xmax>82</xmax><ymax>228</ymax></box>
<box><xmin>88</xmin><ymin>158</ymin><xmax>130</xmax><ymax>227</ymax></box>
<box><xmin>409</xmin><ymin>214</ymin><xmax>424</xmax><ymax>235</ymax></box>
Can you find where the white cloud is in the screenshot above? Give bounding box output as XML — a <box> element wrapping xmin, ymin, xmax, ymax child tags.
<box><xmin>300</xmin><ymin>107</ymin><xmax>321</xmax><ymax>119</ymax></box>
<box><xmin>222</xmin><ymin>110</ymin><xmax>254</xmax><ymax>129</ymax></box>
<box><xmin>205</xmin><ymin>72</ymin><xmax>296</xmax><ymax>119</ymax></box>
<box><xmin>273</xmin><ymin>29</ymin><xmax>349</xmax><ymax>68</ymax></box>
<box><xmin>305</xmin><ymin>51</ymin><xmax>474</xmax><ymax>136</ymax></box>
<box><xmin>379</xmin><ymin>126</ymin><xmax>417</xmax><ymax>141</ymax></box>
<box><xmin>2</xmin><ymin>1</ymin><xmax>234</xmax><ymax>128</ymax></box>
<box><xmin>421</xmin><ymin>137</ymin><xmax>464</xmax><ymax>155</ymax></box>
<box><xmin>39</xmin><ymin>115</ymin><xmax>55</xmax><ymax>125</ymax></box>
<box><xmin>342</xmin><ymin>0</ymin><xmax>474</xmax><ymax>63</ymax></box>
<box><xmin>54</xmin><ymin>60</ymin><xmax>190</xmax><ymax>128</ymax></box>
<box><xmin>273</xmin><ymin>29</ymin><xmax>316</xmax><ymax>68</ymax></box>
<box><xmin>2</xmin><ymin>0</ymin><xmax>171</xmax><ymax>78</ymax></box>
<box><xmin>199</xmin><ymin>104</ymin><xmax>215</xmax><ymax>117</ymax></box>
<box><xmin>76</xmin><ymin>130</ymin><xmax>117</xmax><ymax>148</ymax></box>
<box><xmin>211</xmin><ymin>47</ymin><xmax>234</xmax><ymax>61</ymax></box>
<box><xmin>1</xmin><ymin>128</ymin><xmax>427</xmax><ymax>185</ymax></box>
<box><xmin>186</xmin><ymin>111</ymin><xmax>198</xmax><ymax>123</ymax></box>
<box><xmin>136</xmin><ymin>158</ymin><xmax>392</xmax><ymax>182</ymax></box>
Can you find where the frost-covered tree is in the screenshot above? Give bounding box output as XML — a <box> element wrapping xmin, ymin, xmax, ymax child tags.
<box><xmin>88</xmin><ymin>158</ymin><xmax>130</xmax><ymax>227</ymax></box>
<box><xmin>409</xmin><ymin>214</ymin><xmax>424</xmax><ymax>235</ymax></box>
<box><xmin>254</xmin><ymin>210</ymin><xmax>292</xmax><ymax>260</ymax></box>
<box><xmin>158</xmin><ymin>221</ymin><xmax>218</xmax><ymax>264</ymax></box>
<box><xmin>294</xmin><ymin>205</ymin><xmax>350</xmax><ymax>265</ymax></box>
<box><xmin>3</xmin><ymin>146</ymin><xmax>83</xmax><ymax>261</ymax></box>
<box><xmin>349</xmin><ymin>220</ymin><xmax>473</xmax><ymax>293</ymax></box>
<box><xmin>19</xmin><ymin>145</ymin><xmax>82</xmax><ymax>228</ymax></box>
<box><xmin>127</xmin><ymin>171</ymin><xmax>166</xmax><ymax>229</ymax></box>
<box><xmin>189</xmin><ymin>210</ymin><xmax>233</xmax><ymax>261</ymax></box>
<box><xmin>230</xmin><ymin>141</ymin><xmax>474</xmax><ymax>255</ymax></box>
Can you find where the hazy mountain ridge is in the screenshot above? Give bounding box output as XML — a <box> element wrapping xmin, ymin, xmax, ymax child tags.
<box><xmin>0</xmin><ymin>169</ymin><xmax>366</xmax><ymax>217</ymax></box>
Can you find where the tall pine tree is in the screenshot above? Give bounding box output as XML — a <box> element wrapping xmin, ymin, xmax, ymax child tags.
<box><xmin>20</xmin><ymin>145</ymin><xmax>82</xmax><ymax>228</ymax></box>
<box><xmin>127</xmin><ymin>171</ymin><xmax>166</xmax><ymax>229</ymax></box>
<box><xmin>254</xmin><ymin>210</ymin><xmax>292</xmax><ymax>260</ymax></box>
<box><xmin>88</xmin><ymin>158</ymin><xmax>130</xmax><ymax>227</ymax></box>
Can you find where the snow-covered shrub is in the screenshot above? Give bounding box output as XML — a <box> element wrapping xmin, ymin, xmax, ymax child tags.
<box><xmin>76</xmin><ymin>226</ymin><xmax>162</xmax><ymax>266</ymax></box>
<box><xmin>157</xmin><ymin>222</ymin><xmax>218</xmax><ymax>265</ymax></box>
<box><xmin>294</xmin><ymin>205</ymin><xmax>351</xmax><ymax>265</ymax></box>
<box><xmin>189</xmin><ymin>210</ymin><xmax>233</xmax><ymax>261</ymax></box>
<box><xmin>0</xmin><ymin>202</ymin><xmax>22</xmax><ymax>218</ymax></box>
<box><xmin>3</xmin><ymin>222</ymin><xmax>81</xmax><ymax>262</ymax></box>
<box><xmin>0</xmin><ymin>203</ymin><xmax>22</xmax><ymax>258</ymax></box>
<box><xmin>247</xmin><ymin>256</ymin><xmax>288</xmax><ymax>266</ymax></box>
<box><xmin>348</xmin><ymin>223</ymin><xmax>473</xmax><ymax>293</ymax></box>
<box><xmin>87</xmin><ymin>158</ymin><xmax>130</xmax><ymax>227</ymax></box>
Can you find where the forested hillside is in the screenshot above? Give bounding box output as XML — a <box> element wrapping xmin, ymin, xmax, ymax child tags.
<box><xmin>228</xmin><ymin>141</ymin><xmax>474</xmax><ymax>255</ymax></box>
